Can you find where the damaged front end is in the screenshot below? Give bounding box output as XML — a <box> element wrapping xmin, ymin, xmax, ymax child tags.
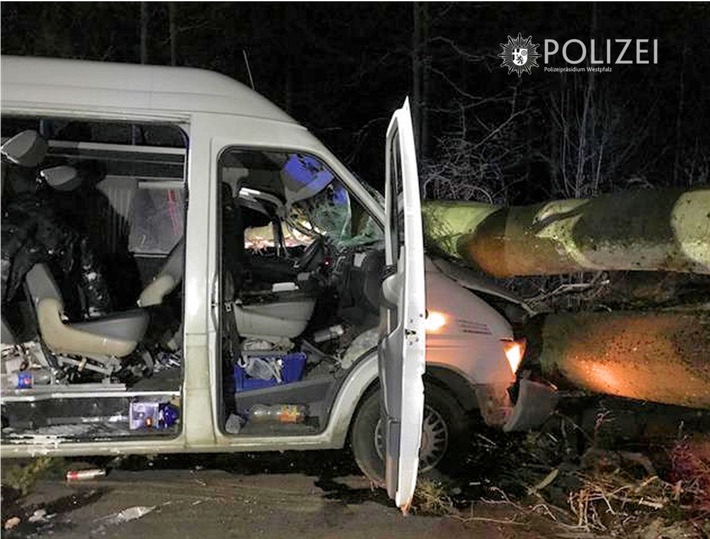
<box><xmin>425</xmin><ymin>258</ymin><xmax>558</xmax><ymax>434</ymax></box>
<box><xmin>472</xmin><ymin>378</ymin><xmax>558</xmax><ymax>432</ymax></box>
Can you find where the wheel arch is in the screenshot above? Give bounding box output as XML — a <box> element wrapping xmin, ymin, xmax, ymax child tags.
<box><xmin>424</xmin><ymin>365</ymin><xmax>479</xmax><ymax>413</ymax></box>
<box><xmin>346</xmin><ymin>363</ymin><xmax>478</xmax><ymax>445</ymax></box>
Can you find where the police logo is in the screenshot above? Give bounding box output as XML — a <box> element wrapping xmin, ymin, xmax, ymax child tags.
<box><xmin>499</xmin><ymin>34</ymin><xmax>541</xmax><ymax>76</ymax></box>
<box><xmin>513</xmin><ymin>48</ymin><xmax>528</xmax><ymax>66</ymax></box>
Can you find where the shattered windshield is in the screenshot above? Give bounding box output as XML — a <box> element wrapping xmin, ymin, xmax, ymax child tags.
<box><xmin>288</xmin><ymin>179</ymin><xmax>350</xmax><ymax>241</ymax></box>
<box><xmin>221</xmin><ymin>149</ymin><xmax>382</xmax><ymax>247</ymax></box>
<box><xmin>288</xmin><ymin>176</ymin><xmax>383</xmax><ymax>246</ymax></box>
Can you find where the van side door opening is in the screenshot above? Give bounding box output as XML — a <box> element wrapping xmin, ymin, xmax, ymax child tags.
<box><xmin>1</xmin><ymin>117</ymin><xmax>188</xmax><ymax>441</ymax></box>
<box><xmin>216</xmin><ymin>148</ymin><xmax>386</xmax><ymax>436</ymax></box>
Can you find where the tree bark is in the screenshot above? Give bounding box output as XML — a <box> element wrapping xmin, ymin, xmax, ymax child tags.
<box><xmin>423</xmin><ymin>188</ymin><xmax>710</xmax><ymax>277</ymax></box>
<box><xmin>538</xmin><ymin>309</ymin><xmax>710</xmax><ymax>409</ymax></box>
<box><xmin>422</xmin><ymin>199</ymin><xmax>499</xmax><ymax>259</ymax></box>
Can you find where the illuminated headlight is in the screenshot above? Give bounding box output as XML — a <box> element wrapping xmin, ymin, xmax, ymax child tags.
<box><xmin>424</xmin><ymin>310</ymin><xmax>447</xmax><ymax>333</ymax></box>
<box><xmin>502</xmin><ymin>339</ymin><xmax>526</xmax><ymax>374</ymax></box>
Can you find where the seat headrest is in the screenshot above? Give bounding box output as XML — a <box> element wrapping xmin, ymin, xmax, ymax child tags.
<box><xmin>1</xmin><ymin>130</ymin><xmax>48</xmax><ymax>168</ymax></box>
<box><xmin>40</xmin><ymin>165</ymin><xmax>83</xmax><ymax>191</ymax></box>
<box><xmin>162</xmin><ymin>240</ymin><xmax>185</xmax><ymax>280</ymax></box>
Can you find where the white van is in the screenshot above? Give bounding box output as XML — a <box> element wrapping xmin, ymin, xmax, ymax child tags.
<box><xmin>0</xmin><ymin>56</ymin><xmax>556</xmax><ymax>511</ymax></box>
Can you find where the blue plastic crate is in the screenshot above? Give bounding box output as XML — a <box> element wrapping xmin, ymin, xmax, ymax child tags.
<box><xmin>234</xmin><ymin>352</ymin><xmax>307</xmax><ymax>392</ymax></box>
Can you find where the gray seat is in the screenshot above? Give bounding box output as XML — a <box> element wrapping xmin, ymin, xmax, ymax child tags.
<box><xmin>1</xmin><ymin>317</ymin><xmax>16</xmax><ymax>346</ymax></box>
<box><xmin>25</xmin><ymin>263</ymin><xmax>148</xmax><ymax>360</ymax></box>
<box><xmin>1</xmin><ymin>130</ymin><xmax>48</xmax><ymax>167</ymax></box>
<box><xmin>234</xmin><ymin>291</ymin><xmax>316</xmax><ymax>339</ymax></box>
<box><xmin>138</xmin><ymin>240</ymin><xmax>184</xmax><ymax>307</ymax></box>
<box><xmin>137</xmin><ymin>239</ymin><xmax>185</xmax><ymax>351</ymax></box>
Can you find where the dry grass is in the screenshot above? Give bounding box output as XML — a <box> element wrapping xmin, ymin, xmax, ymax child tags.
<box><xmin>2</xmin><ymin>457</ymin><xmax>63</xmax><ymax>495</ymax></box>
<box><xmin>413</xmin><ymin>478</ymin><xmax>455</xmax><ymax>516</ymax></box>
<box><xmin>669</xmin><ymin>437</ymin><xmax>710</xmax><ymax>515</ymax></box>
<box><xmin>458</xmin><ymin>410</ymin><xmax>710</xmax><ymax>537</ymax></box>
<box><xmin>569</xmin><ymin>472</ymin><xmax>671</xmax><ymax>531</ymax></box>
<box><xmin>541</xmin><ymin>440</ymin><xmax>709</xmax><ymax>536</ymax></box>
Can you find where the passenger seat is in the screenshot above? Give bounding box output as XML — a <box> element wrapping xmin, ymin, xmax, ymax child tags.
<box><xmin>26</xmin><ymin>263</ymin><xmax>148</xmax><ymax>361</ymax></box>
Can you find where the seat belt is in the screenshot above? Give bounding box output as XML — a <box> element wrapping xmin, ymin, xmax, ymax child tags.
<box><xmin>220</xmin><ymin>269</ymin><xmax>240</xmax><ymax>362</ymax></box>
<box><xmin>222</xmin><ymin>300</ymin><xmax>240</xmax><ymax>361</ymax></box>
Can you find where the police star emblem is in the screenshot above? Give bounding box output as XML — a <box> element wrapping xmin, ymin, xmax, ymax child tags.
<box><xmin>499</xmin><ymin>33</ymin><xmax>541</xmax><ymax>77</ymax></box>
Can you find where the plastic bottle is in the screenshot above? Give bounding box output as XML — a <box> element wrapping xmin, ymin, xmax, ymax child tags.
<box><xmin>248</xmin><ymin>404</ymin><xmax>306</xmax><ymax>424</ymax></box>
<box><xmin>313</xmin><ymin>324</ymin><xmax>344</xmax><ymax>343</ymax></box>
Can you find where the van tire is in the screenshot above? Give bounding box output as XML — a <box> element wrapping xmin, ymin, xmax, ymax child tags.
<box><xmin>350</xmin><ymin>382</ymin><xmax>470</xmax><ymax>485</ymax></box>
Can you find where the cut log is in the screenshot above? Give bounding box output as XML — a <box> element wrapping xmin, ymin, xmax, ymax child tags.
<box><xmin>422</xmin><ymin>200</ymin><xmax>499</xmax><ymax>259</ymax></box>
<box><xmin>422</xmin><ymin>188</ymin><xmax>710</xmax><ymax>277</ymax></box>
<box><xmin>539</xmin><ymin>310</ymin><xmax>710</xmax><ymax>409</ymax></box>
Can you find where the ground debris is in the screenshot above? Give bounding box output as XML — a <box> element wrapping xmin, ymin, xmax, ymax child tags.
<box><xmin>4</xmin><ymin>516</ymin><xmax>21</xmax><ymax>530</ymax></box>
<box><xmin>453</xmin><ymin>403</ymin><xmax>710</xmax><ymax>538</ymax></box>
<box><xmin>413</xmin><ymin>479</ymin><xmax>455</xmax><ymax>516</ymax></box>
<box><xmin>95</xmin><ymin>505</ymin><xmax>155</xmax><ymax>527</ymax></box>
<box><xmin>569</xmin><ymin>470</ymin><xmax>669</xmax><ymax>531</ymax></box>
<box><xmin>28</xmin><ymin>508</ymin><xmax>51</xmax><ymax>523</ymax></box>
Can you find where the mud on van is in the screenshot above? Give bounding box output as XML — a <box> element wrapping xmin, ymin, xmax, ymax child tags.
<box><xmin>0</xmin><ymin>56</ymin><xmax>556</xmax><ymax>511</ymax></box>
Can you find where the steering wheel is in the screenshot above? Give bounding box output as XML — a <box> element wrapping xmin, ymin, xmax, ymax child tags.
<box><xmin>294</xmin><ymin>238</ymin><xmax>325</xmax><ymax>271</ymax></box>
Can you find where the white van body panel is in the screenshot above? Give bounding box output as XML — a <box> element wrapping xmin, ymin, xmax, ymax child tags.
<box><xmin>1</xmin><ymin>56</ymin><xmax>294</xmax><ymax>123</ymax></box>
<box><xmin>0</xmin><ymin>352</ymin><xmax>379</xmax><ymax>456</ymax></box>
<box><xmin>1</xmin><ymin>56</ymin><xmax>520</xmax><ymax>458</ymax></box>
<box><xmin>425</xmin><ymin>262</ymin><xmax>515</xmax><ymax>386</ymax></box>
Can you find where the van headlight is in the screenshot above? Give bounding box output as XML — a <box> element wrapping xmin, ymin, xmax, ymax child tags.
<box><xmin>502</xmin><ymin>338</ymin><xmax>526</xmax><ymax>374</ymax></box>
<box><xmin>424</xmin><ymin>310</ymin><xmax>447</xmax><ymax>333</ymax></box>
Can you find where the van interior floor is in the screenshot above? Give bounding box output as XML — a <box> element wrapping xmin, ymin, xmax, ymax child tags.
<box><xmin>235</xmin><ymin>421</ymin><xmax>321</xmax><ymax>436</ymax></box>
<box><xmin>131</xmin><ymin>369</ymin><xmax>183</xmax><ymax>391</ymax></box>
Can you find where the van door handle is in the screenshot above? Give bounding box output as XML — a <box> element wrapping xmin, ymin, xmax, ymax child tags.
<box><xmin>210</xmin><ymin>272</ymin><xmax>220</xmax><ymax>326</ymax></box>
<box><xmin>210</xmin><ymin>272</ymin><xmax>219</xmax><ymax>307</ymax></box>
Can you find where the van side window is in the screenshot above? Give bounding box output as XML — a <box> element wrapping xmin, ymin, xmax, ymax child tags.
<box><xmin>129</xmin><ymin>184</ymin><xmax>185</xmax><ymax>255</ymax></box>
<box><xmin>2</xmin><ymin>117</ymin><xmax>188</xmax><ymax>269</ymax></box>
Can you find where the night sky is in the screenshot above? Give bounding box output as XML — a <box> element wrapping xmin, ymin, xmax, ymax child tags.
<box><xmin>2</xmin><ymin>2</ymin><xmax>709</xmax><ymax>200</ymax></box>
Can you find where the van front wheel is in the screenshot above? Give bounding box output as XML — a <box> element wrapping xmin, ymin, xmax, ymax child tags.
<box><xmin>350</xmin><ymin>383</ymin><xmax>469</xmax><ymax>485</ymax></box>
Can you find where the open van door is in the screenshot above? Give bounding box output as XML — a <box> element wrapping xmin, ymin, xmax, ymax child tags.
<box><xmin>379</xmin><ymin>98</ymin><xmax>427</xmax><ymax>514</ymax></box>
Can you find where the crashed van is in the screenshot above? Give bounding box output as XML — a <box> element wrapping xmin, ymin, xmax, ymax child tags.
<box><xmin>0</xmin><ymin>56</ymin><xmax>556</xmax><ymax>511</ymax></box>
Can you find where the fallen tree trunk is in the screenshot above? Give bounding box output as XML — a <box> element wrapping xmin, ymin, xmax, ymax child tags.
<box><xmin>422</xmin><ymin>188</ymin><xmax>710</xmax><ymax>277</ymax></box>
<box><xmin>538</xmin><ymin>310</ymin><xmax>710</xmax><ymax>409</ymax></box>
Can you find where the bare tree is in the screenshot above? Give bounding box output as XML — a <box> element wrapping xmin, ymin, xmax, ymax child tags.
<box><xmin>421</xmin><ymin>98</ymin><xmax>529</xmax><ymax>204</ymax></box>
<box><xmin>140</xmin><ymin>2</ymin><xmax>149</xmax><ymax>64</ymax></box>
<box><xmin>169</xmin><ymin>2</ymin><xmax>177</xmax><ymax>66</ymax></box>
<box><xmin>411</xmin><ymin>2</ymin><xmax>430</xmax><ymax>160</ymax></box>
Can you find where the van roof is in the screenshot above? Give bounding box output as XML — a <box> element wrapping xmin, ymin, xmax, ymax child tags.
<box><xmin>1</xmin><ymin>55</ymin><xmax>297</xmax><ymax>124</ymax></box>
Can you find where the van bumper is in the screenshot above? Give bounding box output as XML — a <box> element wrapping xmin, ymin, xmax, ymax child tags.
<box><xmin>503</xmin><ymin>379</ymin><xmax>558</xmax><ymax>432</ymax></box>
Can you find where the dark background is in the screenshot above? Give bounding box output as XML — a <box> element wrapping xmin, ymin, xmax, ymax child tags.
<box><xmin>2</xmin><ymin>2</ymin><xmax>709</xmax><ymax>201</ymax></box>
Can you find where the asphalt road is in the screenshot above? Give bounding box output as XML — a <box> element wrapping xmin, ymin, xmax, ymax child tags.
<box><xmin>1</xmin><ymin>452</ymin><xmax>574</xmax><ymax>539</ymax></box>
